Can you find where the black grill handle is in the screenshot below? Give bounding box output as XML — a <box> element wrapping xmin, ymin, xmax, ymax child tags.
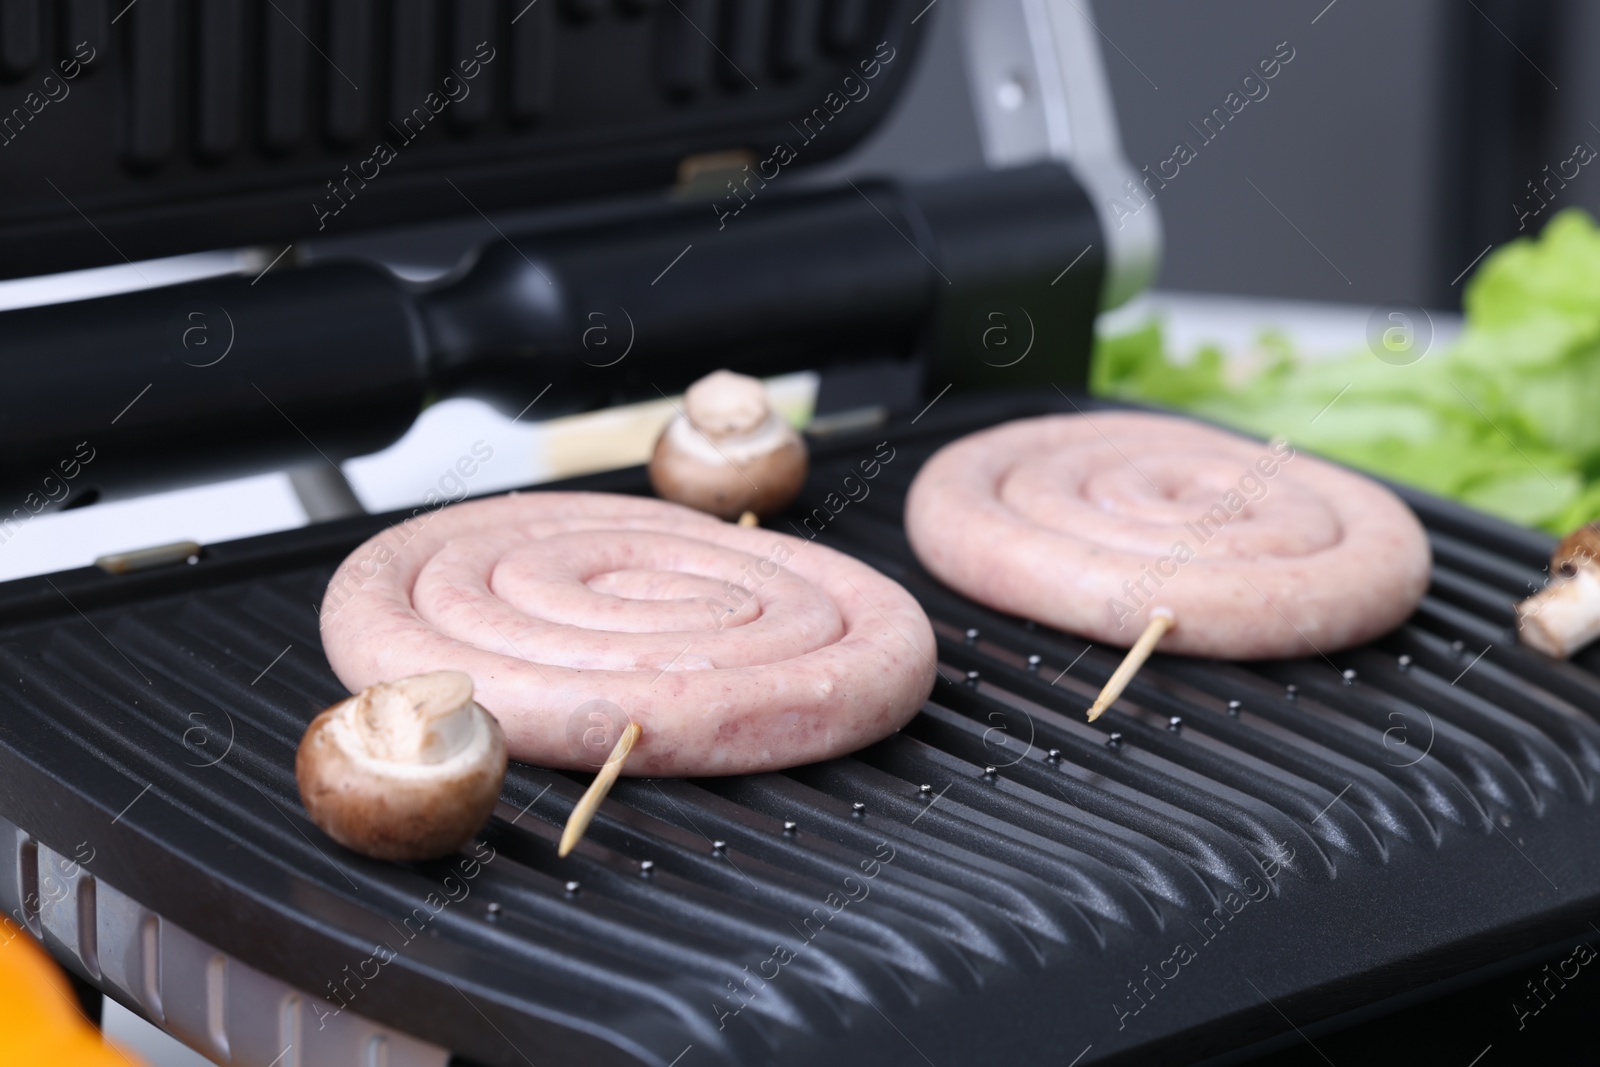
<box><xmin>0</xmin><ymin>163</ymin><xmax>1103</xmax><ymax>504</ymax></box>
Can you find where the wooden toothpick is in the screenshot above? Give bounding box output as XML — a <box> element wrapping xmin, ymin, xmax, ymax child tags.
<box><xmin>558</xmin><ymin>722</ymin><xmax>643</xmax><ymax>858</ymax></box>
<box><xmin>1087</xmin><ymin>609</ymin><xmax>1175</xmax><ymax>722</ymax></box>
<box><xmin>737</xmin><ymin>510</ymin><xmax>759</xmax><ymax>527</ymax></box>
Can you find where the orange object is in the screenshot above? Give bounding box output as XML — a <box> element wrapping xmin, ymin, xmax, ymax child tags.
<box><xmin>0</xmin><ymin>919</ymin><xmax>144</xmax><ymax>1066</ymax></box>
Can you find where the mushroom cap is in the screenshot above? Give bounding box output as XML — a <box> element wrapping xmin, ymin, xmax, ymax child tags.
<box><xmin>650</xmin><ymin>370</ymin><xmax>809</xmax><ymax>520</ymax></box>
<box><xmin>296</xmin><ymin>671</ymin><xmax>507</xmax><ymax>862</ymax></box>
<box><xmin>1552</xmin><ymin>522</ymin><xmax>1600</xmax><ymax>578</ymax></box>
<box><xmin>649</xmin><ymin>415</ymin><xmax>808</xmax><ymax>520</ymax></box>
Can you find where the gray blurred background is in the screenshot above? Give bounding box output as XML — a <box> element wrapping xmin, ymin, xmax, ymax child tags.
<box><xmin>807</xmin><ymin>0</ymin><xmax>1586</xmax><ymax>313</ymax></box>
<box><xmin>1092</xmin><ymin>0</ymin><xmax>1579</xmax><ymax>310</ymax></box>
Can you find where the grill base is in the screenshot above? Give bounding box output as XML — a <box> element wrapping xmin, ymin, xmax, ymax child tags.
<box><xmin>2</xmin><ymin>391</ymin><xmax>1598</xmax><ymax>1067</ymax></box>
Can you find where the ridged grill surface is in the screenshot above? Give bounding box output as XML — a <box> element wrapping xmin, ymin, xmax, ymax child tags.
<box><xmin>2</xmin><ymin>393</ymin><xmax>1599</xmax><ymax>1067</ymax></box>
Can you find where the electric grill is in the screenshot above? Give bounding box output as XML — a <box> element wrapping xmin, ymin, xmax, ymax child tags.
<box><xmin>2</xmin><ymin>3</ymin><xmax>1598</xmax><ymax>1067</ymax></box>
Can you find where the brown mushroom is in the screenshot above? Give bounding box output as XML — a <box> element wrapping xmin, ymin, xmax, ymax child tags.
<box><xmin>650</xmin><ymin>369</ymin><xmax>808</xmax><ymax>521</ymax></box>
<box><xmin>296</xmin><ymin>671</ymin><xmax>507</xmax><ymax>862</ymax></box>
<box><xmin>1517</xmin><ymin>522</ymin><xmax>1600</xmax><ymax>658</ymax></box>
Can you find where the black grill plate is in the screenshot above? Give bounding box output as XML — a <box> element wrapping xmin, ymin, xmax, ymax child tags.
<box><xmin>2</xmin><ymin>392</ymin><xmax>1598</xmax><ymax>1067</ymax></box>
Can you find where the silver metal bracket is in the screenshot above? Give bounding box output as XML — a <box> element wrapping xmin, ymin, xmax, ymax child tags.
<box><xmin>961</xmin><ymin>0</ymin><xmax>1162</xmax><ymax>308</ymax></box>
<box><xmin>1</xmin><ymin>815</ymin><xmax>448</xmax><ymax>1067</ymax></box>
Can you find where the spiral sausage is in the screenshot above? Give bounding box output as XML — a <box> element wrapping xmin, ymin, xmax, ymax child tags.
<box><xmin>320</xmin><ymin>493</ymin><xmax>936</xmax><ymax>775</ymax></box>
<box><xmin>905</xmin><ymin>412</ymin><xmax>1430</xmax><ymax>659</ymax></box>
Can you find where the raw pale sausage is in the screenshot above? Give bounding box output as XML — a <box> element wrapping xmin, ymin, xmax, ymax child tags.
<box><xmin>320</xmin><ymin>493</ymin><xmax>936</xmax><ymax>775</ymax></box>
<box><xmin>904</xmin><ymin>412</ymin><xmax>1431</xmax><ymax>659</ymax></box>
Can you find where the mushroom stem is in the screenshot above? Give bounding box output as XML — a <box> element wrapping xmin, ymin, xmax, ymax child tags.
<box><xmin>1087</xmin><ymin>609</ymin><xmax>1174</xmax><ymax>722</ymax></box>
<box><xmin>649</xmin><ymin>370</ymin><xmax>808</xmax><ymax>521</ymax></box>
<box><xmin>737</xmin><ymin>510</ymin><xmax>759</xmax><ymax>527</ymax></box>
<box><xmin>1518</xmin><ymin>562</ymin><xmax>1600</xmax><ymax>658</ymax></box>
<box><xmin>558</xmin><ymin>722</ymin><xmax>643</xmax><ymax>858</ymax></box>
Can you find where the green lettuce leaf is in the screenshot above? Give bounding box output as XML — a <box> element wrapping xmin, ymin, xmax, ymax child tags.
<box><xmin>1091</xmin><ymin>208</ymin><xmax>1600</xmax><ymax>533</ymax></box>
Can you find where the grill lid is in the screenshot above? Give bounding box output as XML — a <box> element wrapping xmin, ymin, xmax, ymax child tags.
<box><xmin>0</xmin><ymin>0</ymin><xmax>923</xmax><ymax>279</ymax></box>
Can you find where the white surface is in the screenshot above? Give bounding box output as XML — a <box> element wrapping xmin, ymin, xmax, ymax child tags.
<box><xmin>0</xmin><ymin>474</ymin><xmax>307</xmax><ymax>584</ymax></box>
<box><xmin>1101</xmin><ymin>289</ymin><xmax>1463</xmax><ymax>362</ymax></box>
<box><xmin>341</xmin><ymin>396</ymin><xmax>552</xmax><ymax>513</ymax></box>
<box><xmin>0</xmin><ymin>250</ymin><xmax>260</xmax><ymax>313</ymax></box>
<box><xmin>102</xmin><ymin>999</ymin><xmax>220</xmax><ymax>1067</ymax></box>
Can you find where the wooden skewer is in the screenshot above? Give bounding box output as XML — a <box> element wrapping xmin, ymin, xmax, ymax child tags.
<box><xmin>737</xmin><ymin>510</ymin><xmax>759</xmax><ymax>527</ymax></box>
<box><xmin>1086</xmin><ymin>608</ymin><xmax>1174</xmax><ymax>722</ymax></box>
<box><xmin>558</xmin><ymin>722</ymin><xmax>643</xmax><ymax>858</ymax></box>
